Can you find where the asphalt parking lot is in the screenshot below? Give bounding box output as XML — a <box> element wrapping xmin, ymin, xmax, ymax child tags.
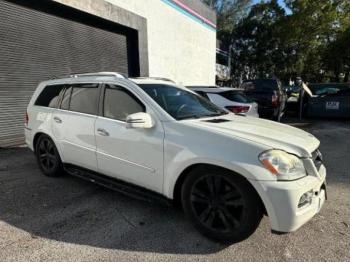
<box><xmin>0</xmin><ymin>119</ymin><xmax>349</xmax><ymax>262</ymax></box>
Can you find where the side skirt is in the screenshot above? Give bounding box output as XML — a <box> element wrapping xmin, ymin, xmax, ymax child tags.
<box><xmin>63</xmin><ymin>164</ymin><xmax>171</xmax><ymax>206</ymax></box>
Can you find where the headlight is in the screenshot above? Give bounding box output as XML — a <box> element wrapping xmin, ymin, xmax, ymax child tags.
<box><xmin>259</xmin><ymin>150</ymin><xmax>306</xmax><ymax>180</ymax></box>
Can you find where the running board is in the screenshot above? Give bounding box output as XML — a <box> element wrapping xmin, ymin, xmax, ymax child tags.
<box><xmin>63</xmin><ymin>164</ymin><xmax>171</xmax><ymax>206</ymax></box>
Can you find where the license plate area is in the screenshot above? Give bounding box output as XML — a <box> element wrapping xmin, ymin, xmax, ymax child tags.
<box><xmin>326</xmin><ymin>101</ymin><xmax>339</xmax><ymax>110</ymax></box>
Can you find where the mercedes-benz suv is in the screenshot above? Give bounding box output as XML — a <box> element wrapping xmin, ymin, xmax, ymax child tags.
<box><xmin>25</xmin><ymin>72</ymin><xmax>326</xmax><ymax>242</ymax></box>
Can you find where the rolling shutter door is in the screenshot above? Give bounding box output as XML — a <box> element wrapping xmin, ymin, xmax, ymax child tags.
<box><xmin>0</xmin><ymin>0</ymin><xmax>136</xmax><ymax>147</ymax></box>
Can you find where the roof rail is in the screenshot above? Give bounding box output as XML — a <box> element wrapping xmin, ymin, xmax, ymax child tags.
<box><xmin>70</xmin><ymin>72</ymin><xmax>127</xmax><ymax>79</ymax></box>
<box><xmin>132</xmin><ymin>77</ymin><xmax>175</xmax><ymax>83</ymax></box>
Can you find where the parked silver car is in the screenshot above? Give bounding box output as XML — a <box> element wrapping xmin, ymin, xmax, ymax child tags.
<box><xmin>188</xmin><ymin>86</ymin><xmax>259</xmax><ymax>117</ymax></box>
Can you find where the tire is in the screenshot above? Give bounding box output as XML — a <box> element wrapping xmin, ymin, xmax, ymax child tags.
<box><xmin>35</xmin><ymin>134</ymin><xmax>64</xmax><ymax>177</ymax></box>
<box><xmin>181</xmin><ymin>166</ymin><xmax>262</xmax><ymax>243</ymax></box>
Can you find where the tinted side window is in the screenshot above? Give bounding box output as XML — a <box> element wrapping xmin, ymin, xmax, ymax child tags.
<box><xmin>104</xmin><ymin>85</ymin><xmax>145</xmax><ymax>121</ymax></box>
<box><xmin>35</xmin><ymin>85</ymin><xmax>65</xmax><ymax>108</ymax></box>
<box><xmin>69</xmin><ymin>84</ymin><xmax>98</xmax><ymax>115</ymax></box>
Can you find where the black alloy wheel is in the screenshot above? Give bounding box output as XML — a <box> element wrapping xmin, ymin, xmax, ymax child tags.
<box><xmin>182</xmin><ymin>167</ymin><xmax>262</xmax><ymax>242</ymax></box>
<box><xmin>35</xmin><ymin>135</ymin><xmax>63</xmax><ymax>177</ymax></box>
<box><xmin>190</xmin><ymin>174</ymin><xmax>245</xmax><ymax>233</ymax></box>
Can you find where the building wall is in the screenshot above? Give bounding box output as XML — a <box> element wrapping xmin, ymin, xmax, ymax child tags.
<box><xmin>106</xmin><ymin>0</ymin><xmax>217</xmax><ymax>85</ymax></box>
<box><xmin>53</xmin><ymin>0</ymin><xmax>149</xmax><ymax>76</ymax></box>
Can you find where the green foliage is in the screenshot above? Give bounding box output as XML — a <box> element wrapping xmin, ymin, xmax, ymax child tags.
<box><xmin>202</xmin><ymin>0</ymin><xmax>253</xmax><ymax>47</ymax></box>
<box><xmin>228</xmin><ymin>0</ymin><xmax>350</xmax><ymax>83</ymax></box>
<box><xmin>231</xmin><ymin>0</ymin><xmax>285</xmax><ymax>80</ymax></box>
<box><xmin>323</xmin><ymin>27</ymin><xmax>350</xmax><ymax>82</ymax></box>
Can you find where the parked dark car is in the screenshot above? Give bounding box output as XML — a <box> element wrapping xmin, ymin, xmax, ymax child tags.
<box><xmin>240</xmin><ymin>79</ymin><xmax>287</xmax><ymax>121</ymax></box>
<box><xmin>303</xmin><ymin>83</ymin><xmax>350</xmax><ymax>118</ymax></box>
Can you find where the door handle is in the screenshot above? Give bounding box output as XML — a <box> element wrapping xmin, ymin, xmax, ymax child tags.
<box><xmin>53</xmin><ymin>116</ymin><xmax>62</xmax><ymax>123</ymax></box>
<box><xmin>97</xmin><ymin>128</ymin><xmax>109</xmax><ymax>136</ymax></box>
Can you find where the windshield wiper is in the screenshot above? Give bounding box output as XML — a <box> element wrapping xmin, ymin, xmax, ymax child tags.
<box><xmin>177</xmin><ymin>115</ymin><xmax>201</xmax><ymax>120</ymax></box>
<box><xmin>177</xmin><ymin>112</ymin><xmax>227</xmax><ymax>120</ymax></box>
<box><xmin>198</xmin><ymin>112</ymin><xmax>228</xmax><ymax>118</ymax></box>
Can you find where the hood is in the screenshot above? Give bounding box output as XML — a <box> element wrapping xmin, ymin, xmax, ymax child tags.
<box><xmin>185</xmin><ymin>114</ymin><xmax>319</xmax><ymax>157</ymax></box>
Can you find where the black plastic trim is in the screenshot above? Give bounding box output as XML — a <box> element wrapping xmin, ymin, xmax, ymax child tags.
<box><xmin>63</xmin><ymin>163</ymin><xmax>171</xmax><ymax>206</ymax></box>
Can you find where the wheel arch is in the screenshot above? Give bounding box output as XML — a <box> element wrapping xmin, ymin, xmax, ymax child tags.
<box><xmin>32</xmin><ymin>132</ymin><xmax>64</xmax><ymax>162</ymax></box>
<box><xmin>172</xmin><ymin>163</ymin><xmax>266</xmax><ymax>214</ymax></box>
<box><xmin>33</xmin><ymin>132</ymin><xmax>46</xmax><ymax>153</ymax></box>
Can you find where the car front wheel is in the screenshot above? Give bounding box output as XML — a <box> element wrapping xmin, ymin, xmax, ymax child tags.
<box><xmin>181</xmin><ymin>167</ymin><xmax>263</xmax><ymax>242</ymax></box>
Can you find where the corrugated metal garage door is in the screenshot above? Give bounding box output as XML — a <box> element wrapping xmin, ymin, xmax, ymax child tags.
<box><xmin>0</xmin><ymin>0</ymin><xmax>138</xmax><ymax>147</ymax></box>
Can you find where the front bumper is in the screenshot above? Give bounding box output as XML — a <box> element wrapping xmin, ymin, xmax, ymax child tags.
<box><xmin>251</xmin><ymin>164</ymin><xmax>326</xmax><ymax>232</ymax></box>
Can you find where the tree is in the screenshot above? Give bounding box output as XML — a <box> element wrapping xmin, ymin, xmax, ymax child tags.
<box><xmin>323</xmin><ymin>27</ymin><xmax>350</xmax><ymax>82</ymax></box>
<box><xmin>282</xmin><ymin>0</ymin><xmax>350</xmax><ymax>81</ymax></box>
<box><xmin>229</xmin><ymin>0</ymin><xmax>350</xmax><ymax>83</ymax></box>
<box><xmin>230</xmin><ymin>0</ymin><xmax>286</xmax><ymax>80</ymax></box>
<box><xmin>201</xmin><ymin>0</ymin><xmax>253</xmax><ymax>47</ymax></box>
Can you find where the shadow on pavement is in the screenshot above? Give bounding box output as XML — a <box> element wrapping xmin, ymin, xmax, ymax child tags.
<box><xmin>0</xmin><ymin>147</ymin><xmax>228</xmax><ymax>254</ymax></box>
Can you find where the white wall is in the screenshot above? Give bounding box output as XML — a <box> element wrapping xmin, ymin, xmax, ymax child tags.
<box><xmin>105</xmin><ymin>0</ymin><xmax>216</xmax><ymax>85</ymax></box>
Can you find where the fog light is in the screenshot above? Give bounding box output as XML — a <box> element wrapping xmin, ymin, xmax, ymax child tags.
<box><xmin>298</xmin><ymin>190</ymin><xmax>313</xmax><ymax>208</ymax></box>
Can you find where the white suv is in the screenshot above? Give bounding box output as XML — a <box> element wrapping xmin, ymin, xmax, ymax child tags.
<box><xmin>25</xmin><ymin>72</ymin><xmax>326</xmax><ymax>242</ymax></box>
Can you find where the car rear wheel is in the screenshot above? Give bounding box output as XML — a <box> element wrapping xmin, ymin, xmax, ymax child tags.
<box><xmin>35</xmin><ymin>135</ymin><xmax>64</xmax><ymax>177</ymax></box>
<box><xmin>181</xmin><ymin>167</ymin><xmax>262</xmax><ymax>242</ymax></box>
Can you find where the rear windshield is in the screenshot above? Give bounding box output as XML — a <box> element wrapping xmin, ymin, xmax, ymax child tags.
<box><xmin>219</xmin><ymin>91</ymin><xmax>253</xmax><ymax>103</ymax></box>
<box><xmin>241</xmin><ymin>79</ymin><xmax>278</xmax><ymax>91</ymax></box>
<box><xmin>308</xmin><ymin>83</ymin><xmax>350</xmax><ymax>96</ymax></box>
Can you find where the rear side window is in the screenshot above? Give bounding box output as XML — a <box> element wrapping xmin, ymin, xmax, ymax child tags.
<box><xmin>68</xmin><ymin>84</ymin><xmax>99</xmax><ymax>115</ymax></box>
<box><xmin>219</xmin><ymin>91</ymin><xmax>253</xmax><ymax>103</ymax></box>
<box><xmin>35</xmin><ymin>85</ymin><xmax>65</xmax><ymax>108</ymax></box>
<box><xmin>103</xmin><ymin>84</ymin><xmax>145</xmax><ymax>121</ymax></box>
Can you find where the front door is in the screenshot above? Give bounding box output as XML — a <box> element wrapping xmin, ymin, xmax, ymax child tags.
<box><xmin>95</xmin><ymin>84</ymin><xmax>164</xmax><ymax>193</ymax></box>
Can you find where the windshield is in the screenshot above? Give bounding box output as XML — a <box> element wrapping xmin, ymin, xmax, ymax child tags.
<box><xmin>138</xmin><ymin>84</ymin><xmax>228</xmax><ymax>120</ymax></box>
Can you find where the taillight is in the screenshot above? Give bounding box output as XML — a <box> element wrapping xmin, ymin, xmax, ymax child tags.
<box><xmin>25</xmin><ymin>112</ymin><xmax>29</xmax><ymax>126</ymax></box>
<box><xmin>272</xmin><ymin>91</ymin><xmax>279</xmax><ymax>107</ymax></box>
<box><xmin>226</xmin><ymin>105</ymin><xmax>250</xmax><ymax>114</ymax></box>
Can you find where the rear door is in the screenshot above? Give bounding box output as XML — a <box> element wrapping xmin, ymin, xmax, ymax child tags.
<box><xmin>95</xmin><ymin>83</ymin><xmax>164</xmax><ymax>193</ymax></box>
<box><xmin>52</xmin><ymin>83</ymin><xmax>99</xmax><ymax>171</ymax></box>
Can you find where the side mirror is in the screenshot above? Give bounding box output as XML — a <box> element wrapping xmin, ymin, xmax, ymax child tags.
<box><xmin>126</xmin><ymin>112</ymin><xmax>154</xmax><ymax>129</ymax></box>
